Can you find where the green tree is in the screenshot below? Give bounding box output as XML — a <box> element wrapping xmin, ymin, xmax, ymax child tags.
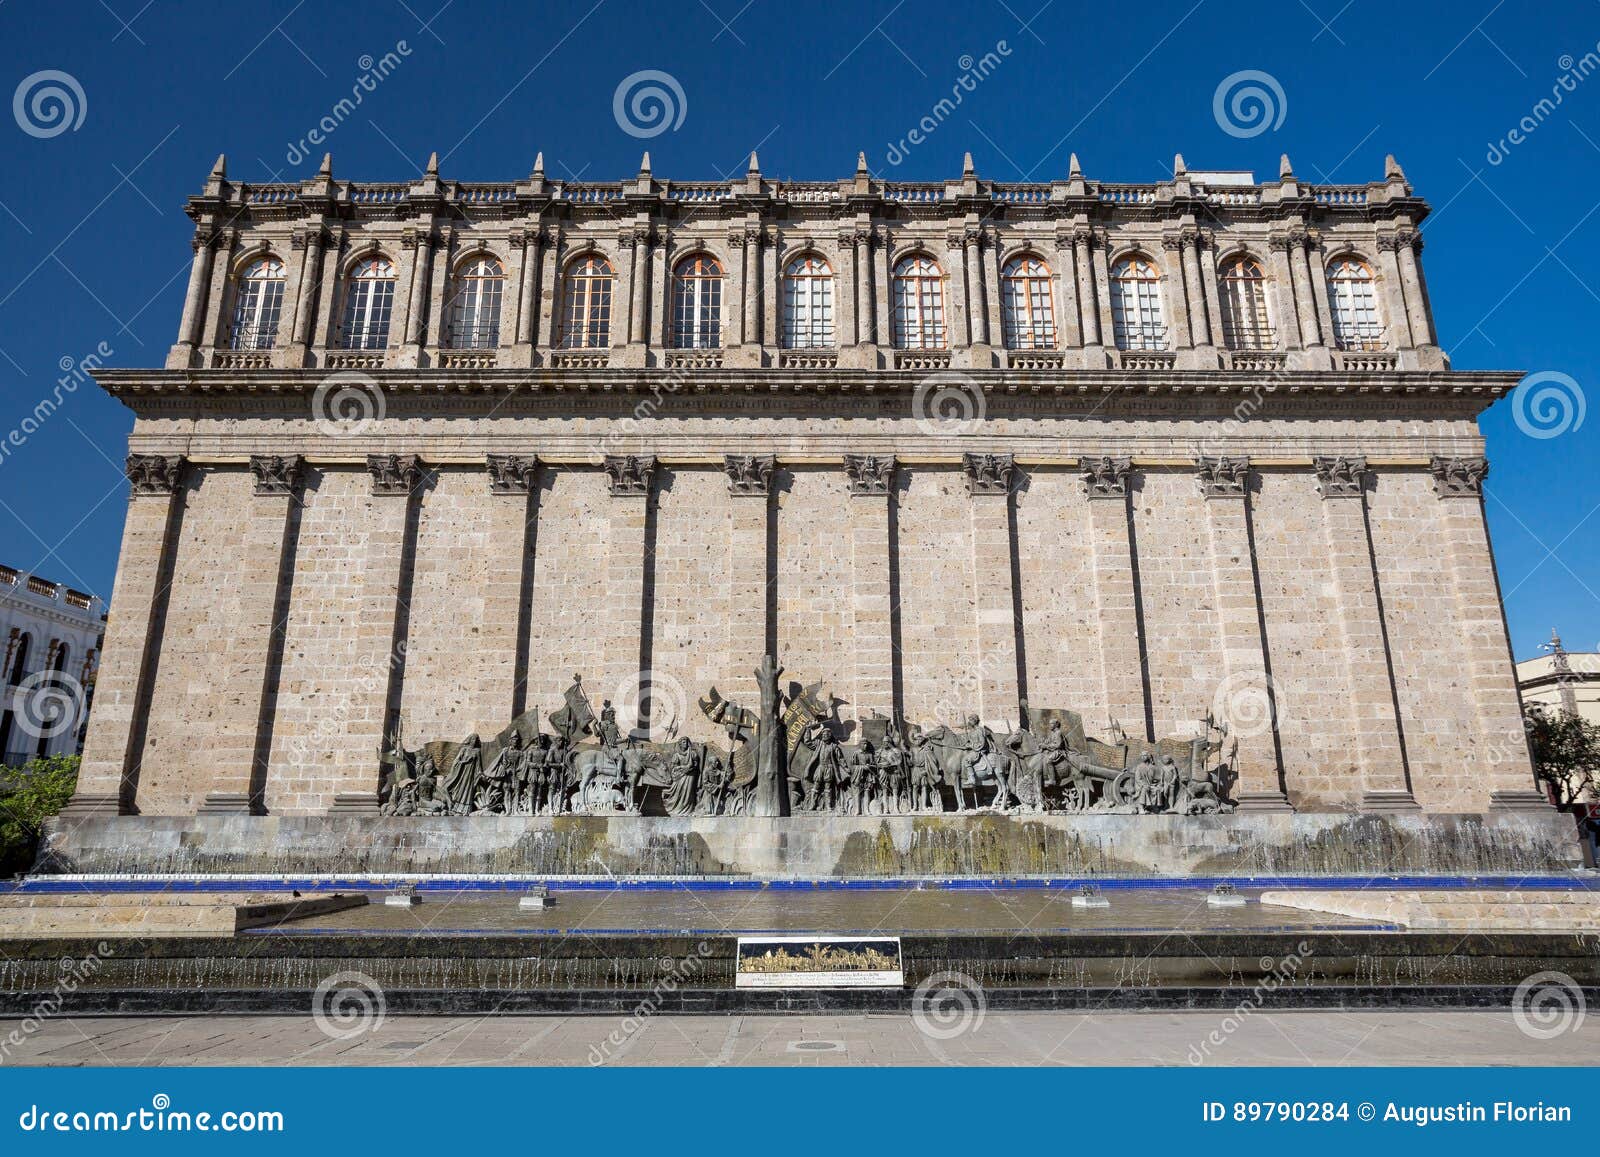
<box><xmin>1525</xmin><ymin>706</ymin><xmax>1600</xmax><ymax>809</ymax></box>
<box><xmin>0</xmin><ymin>754</ymin><xmax>79</xmax><ymax>877</ymax></box>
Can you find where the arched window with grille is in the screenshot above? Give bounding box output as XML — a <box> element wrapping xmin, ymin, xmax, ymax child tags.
<box><xmin>230</xmin><ymin>257</ymin><xmax>286</xmax><ymax>350</ymax></box>
<box><xmin>8</xmin><ymin>633</ymin><xmax>30</xmax><ymax>685</ymax></box>
<box><xmin>1000</xmin><ymin>255</ymin><xmax>1056</xmax><ymax>349</ymax></box>
<box><xmin>1326</xmin><ymin>257</ymin><xmax>1384</xmax><ymax>350</ymax></box>
<box><xmin>446</xmin><ymin>255</ymin><xmax>505</xmax><ymax>349</ymax></box>
<box><xmin>891</xmin><ymin>255</ymin><xmax>947</xmax><ymax>349</ymax></box>
<box><xmin>1218</xmin><ymin>255</ymin><xmax>1273</xmax><ymax>350</ymax></box>
<box><xmin>560</xmin><ymin>255</ymin><xmax>614</xmax><ymax>348</ymax></box>
<box><xmin>672</xmin><ymin>254</ymin><xmax>723</xmax><ymax>348</ymax></box>
<box><xmin>340</xmin><ymin>256</ymin><xmax>397</xmax><ymax>350</ymax></box>
<box><xmin>782</xmin><ymin>255</ymin><xmax>835</xmax><ymax>349</ymax></box>
<box><xmin>1109</xmin><ymin>256</ymin><xmax>1166</xmax><ymax>351</ymax></box>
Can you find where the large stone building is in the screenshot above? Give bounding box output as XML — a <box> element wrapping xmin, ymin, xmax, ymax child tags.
<box><xmin>0</xmin><ymin>565</ymin><xmax>103</xmax><ymax>768</ymax></box>
<box><xmin>57</xmin><ymin>149</ymin><xmax>1556</xmax><ymax>868</ymax></box>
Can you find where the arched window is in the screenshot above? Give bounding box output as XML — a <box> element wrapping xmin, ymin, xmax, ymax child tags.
<box><xmin>1109</xmin><ymin>256</ymin><xmax>1166</xmax><ymax>351</ymax></box>
<box><xmin>891</xmin><ymin>255</ymin><xmax>947</xmax><ymax>349</ymax></box>
<box><xmin>560</xmin><ymin>256</ymin><xmax>614</xmax><ymax>349</ymax></box>
<box><xmin>8</xmin><ymin>633</ymin><xmax>30</xmax><ymax>685</ymax></box>
<box><xmin>782</xmin><ymin>255</ymin><xmax>835</xmax><ymax>349</ymax></box>
<box><xmin>230</xmin><ymin>257</ymin><xmax>286</xmax><ymax>350</ymax></box>
<box><xmin>1218</xmin><ymin>255</ymin><xmax>1273</xmax><ymax>350</ymax></box>
<box><xmin>1000</xmin><ymin>255</ymin><xmax>1056</xmax><ymax>349</ymax></box>
<box><xmin>446</xmin><ymin>255</ymin><xmax>504</xmax><ymax>349</ymax></box>
<box><xmin>1326</xmin><ymin>257</ymin><xmax>1383</xmax><ymax>350</ymax></box>
<box><xmin>51</xmin><ymin>643</ymin><xmax>67</xmax><ymax>675</ymax></box>
<box><xmin>672</xmin><ymin>254</ymin><xmax>723</xmax><ymax>349</ymax></box>
<box><xmin>340</xmin><ymin>256</ymin><xmax>397</xmax><ymax>350</ymax></box>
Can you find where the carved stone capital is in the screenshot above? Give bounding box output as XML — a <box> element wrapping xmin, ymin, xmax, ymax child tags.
<box><xmin>487</xmin><ymin>454</ymin><xmax>539</xmax><ymax>495</ymax></box>
<box><xmin>1313</xmin><ymin>455</ymin><xmax>1368</xmax><ymax>499</ymax></box>
<box><xmin>945</xmin><ymin>231</ymin><xmax>965</xmax><ymax>250</ymax></box>
<box><xmin>249</xmin><ymin>453</ymin><xmax>306</xmax><ymax>497</ymax></box>
<box><xmin>125</xmin><ymin>454</ymin><xmax>187</xmax><ymax>496</ymax></box>
<box><xmin>963</xmin><ymin>452</ymin><xmax>1015</xmax><ymax>496</ymax></box>
<box><xmin>1196</xmin><ymin>455</ymin><xmax>1250</xmax><ymax>498</ymax></box>
<box><xmin>1080</xmin><ymin>455</ymin><xmax>1133</xmax><ymax>499</ymax></box>
<box><xmin>727</xmin><ymin>231</ymin><xmax>747</xmax><ymax>249</ymax></box>
<box><xmin>843</xmin><ymin>454</ymin><xmax>896</xmax><ymax>497</ymax></box>
<box><xmin>1161</xmin><ymin>232</ymin><xmax>1184</xmax><ymax>252</ymax></box>
<box><xmin>1430</xmin><ymin>455</ymin><xmax>1488</xmax><ymax>498</ymax></box>
<box><xmin>724</xmin><ymin>454</ymin><xmax>776</xmax><ymax>497</ymax></box>
<box><xmin>366</xmin><ymin>453</ymin><xmax>423</xmax><ymax>496</ymax></box>
<box><xmin>1267</xmin><ymin>232</ymin><xmax>1295</xmax><ymax>252</ymax></box>
<box><xmin>1071</xmin><ymin>226</ymin><xmax>1095</xmax><ymax>249</ymax></box>
<box><xmin>604</xmin><ymin>454</ymin><xmax>658</xmax><ymax>497</ymax></box>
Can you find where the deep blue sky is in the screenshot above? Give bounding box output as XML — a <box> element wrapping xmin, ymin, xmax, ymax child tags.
<box><xmin>0</xmin><ymin>0</ymin><xmax>1595</xmax><ymax>660</ymax></box>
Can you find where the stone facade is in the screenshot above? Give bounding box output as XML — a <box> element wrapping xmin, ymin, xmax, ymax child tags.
<box><xmin>0</xmin><ymin>565</ymin><xmax>104</xmax><ymax>767</ymax></box>
<box><xmin>63</xmin><ymin>154</ymin><xmax>1548</xmax><ymax>825</ymax></box>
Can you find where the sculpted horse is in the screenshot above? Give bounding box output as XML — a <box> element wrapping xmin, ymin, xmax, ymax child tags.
<box><xmin>918</xmin><ymin>725</ymin><xmax>1019</xmax><ymax>812</ymax></box>
<box><xmin>569</xmin><ymin>745</ymin><xmax>664</xmax><ymax>813</ymax></box>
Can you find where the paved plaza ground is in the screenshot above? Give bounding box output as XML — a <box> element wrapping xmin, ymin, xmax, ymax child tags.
<box><xmin>3</xmin><ymin>1011</ymin><xmax>1593</xmax><ymax>1066</ymax></box>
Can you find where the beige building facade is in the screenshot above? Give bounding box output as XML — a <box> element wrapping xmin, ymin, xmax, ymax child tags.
<box><xmin>63</xmin><ymin>151</ymin><xmax>1548</xmax><ymax>825</ymax></box>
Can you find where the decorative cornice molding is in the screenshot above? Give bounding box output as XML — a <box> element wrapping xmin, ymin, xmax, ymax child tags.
<box><xmin>843</xmin><ymin>453</ymin><xmax>896</xmax><ymax>496</ymax></box>
<box><xmin>366</xmin><ymin>453</ymin><xmax>423</xmax><ymax>496</ymax></box>
<box><xmin>1430</xmin><ymin>454</ymin><xmax>1488</xmax><ymax>498</ymax></box>
<box><xmin>604</xmin><ymin>453</ymin><xmax>658</xmax><ymax>496</ymax></box>
<box><xmin>125</xmin><ymin>453</ymin><xmax>187</xmax><ymax>496</ymax></box>
<box><xmin>486</xmin><ymin>453</ymin><xmax>539</xmax><ymax>495</ymax></box>
<box><xmin>249</xmin><ymin>453</ymin><xmax>305</xmax><ymax>496</ymax></box>
<box><xmin>963</xmin><ymin>452</ymin><xmax>1015</xmax><ymax>495</ymax></box>
<box><xmin>1313</xmin><ymin>454</ymin><xmax>1368</xmax><ymax>499</ymax></box>
<box><xmin>723</xmin><ymin>453</ymin><xmax>776</xmax><ymax>496</ymax></box>
<box><xmin>1196</xmin><ymin>454</ymin><xmax>1250</xmax><ymax>498</ymax></box>
<box><xmin>1080</xmin><ymin>455</ymin><xmax>1133</xmax><ymax>499</ymax></box>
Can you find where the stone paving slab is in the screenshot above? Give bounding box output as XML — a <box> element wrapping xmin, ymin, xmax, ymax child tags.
<box><xmin>0</xmin><ymin>893</ymin><xmax>367</xmax><ymax>938</ymax></box>
<box><xmin>2</xmin><ymin>1011</ymin><xmax>1595</xmax><ymax>1066</ymax></box>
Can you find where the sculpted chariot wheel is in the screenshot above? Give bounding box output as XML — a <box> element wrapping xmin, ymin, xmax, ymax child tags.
<box><xmin>1109</xmin><ymin>770</ymin><xmax>1139</xmax><ymax>808</ymax></box>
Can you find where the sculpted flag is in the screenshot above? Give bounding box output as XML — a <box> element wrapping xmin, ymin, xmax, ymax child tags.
<box><xmin>548</xmin><ymin>678</ymin><xmax>595</xmax><ymax>741</ymax></box>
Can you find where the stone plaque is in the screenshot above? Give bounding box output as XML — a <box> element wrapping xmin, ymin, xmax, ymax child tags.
<box><xmin>735</xmin><ymin>935</ymin><xmax>904</xmax><ymax>989</ymax></box>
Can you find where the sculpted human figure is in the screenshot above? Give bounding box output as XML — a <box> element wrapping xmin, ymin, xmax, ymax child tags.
<box><xmin>1038</xmin><ymin>719</ymin><xmax>1072</xmax><ymax>788</ymax></box>
<box><xmin>1156</xmin><ymin>754</ymin><xmax>1183</xmax><ymax>813</ymax></box>
<box><xmin>544</xmin><ymin>733</ymin><xmax>571</xmax><ymax>814</ymax></box>
<box><xmin>906</xmin><ymin>724</ymin><xmax>942</xmax><ymax>812</ymax></box>
<box><xmin>850</xmin><ymin>739</ymin><xmax>878</xmax><ymax>815</ymax></box>
<box><xmin>1131</xmin><ymin>751</ymin><xmax>1161</xmax><ymax>813</ymax></box>
<box><xmin>801</xmin><ymin>720</ymin><xmax>845</xmax><ymax>811</ymax></box>
<box><xmin>477</xmin><ymin>730</ymin><xmax>524</xmax><ymax>815</ymax></box>
<box><xmin>959</xmin><ymin>714</ymin><xmax>1009</xmax><ymax>811</ymax></box>
<box><xmin>877</xmin><ymin>733</ymin><xmax>908</xmax><ymax>814</ymax></box>
<box><xmin>443</xmin><ymin>733</ymin><xmax>483</xmax><ymax>815</ymax></box>
<box><xmin>698</xmin><ymin>752</ymin><xmax>731</xmax><ymax>815</ymax></box>
<box><xmin>413</xmin><ymin>754</ymin><xmax>447</xmax><ymax>815</ymax></box>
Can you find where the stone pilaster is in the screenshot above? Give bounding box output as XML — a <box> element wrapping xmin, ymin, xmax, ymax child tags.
<box><xmin>1180</xmin><ymin>228</ymin><xmax>1211</xmax><ymax>348</ymax></box>
<box><xmin>64</xmin><ymin>455</ymin><xmax>189</xmax><ymax>816</ymax></box>
<box><xmin>168</xmin><ymin>230</ymin><xmax>216</xmax><ymax>367</ymax></box>
<box><xmin>602</xmin><ymin>456</ymin><xmax>657</xmax><ymax>726</ymax></box>
<box><xmin>725</xmin><ymin>456</ymin><xmax>775</xmax><ymax>704</ymax></box>
<box><xmin>964</xmin><ymin>454</ymin><xmax>1021</xmax><ymax>726</ymax></box>
<box><xmin>1073</xmin><ymin>228</ymin><xmax>1101</xmax><ymax>350</ymax></box>
<box><xmin>1199</xmin><ymin>456</ymin><xmax>1292</xmax><ymax>811</ymax></box>
<box><xmin>1395</xmin><ymin>230</ymin><xmax>1436</xmax><ymax>346</ymax></box>
<box><xmin>1314</xmin><ymin>456</ymin><xmax>1417</xmax><ymax>811</ymax></box>
<box><xmin>199</xmin><ymin>455</ymin><xmax>306</xmax><ymax>813</ymax></box>
<box><xmin>1287</xmin><ymin>231</ymin><xmax>1324</xmax><ymax>348</ymax></box>
<box><xmin>844</xmin><ymin>455</ymin><xmax>896</xmax><ymax>722</ymax></box>
<box><xmin>1159</xmin><ymin>234</ymin><xmax>1193</xmax><ymax>350</ymax></box>
<box><xmin>1430</xmin><ymin>457</ymin><xmax>1547</xmax><ymax>810</ymax></box>
<box><xmin>1081</xmin><ymin>457</ymin><xmax>1148</xmax><ymax>739</ymax></box>
<box><xmin>484</xmin><ymin>455</ymin><xmax>539</xmax><ymax>722</ymax></box>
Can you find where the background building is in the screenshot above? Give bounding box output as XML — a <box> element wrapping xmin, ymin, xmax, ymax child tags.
<box><xmin>0</xmin><ymin>565</ymin><xmax>104</xmax><ymax>768</ymax></box>
<box><xmin>1517</xmin><ymin>631</ymin><xmax>1600</xmax><ymax>727</ymax></box>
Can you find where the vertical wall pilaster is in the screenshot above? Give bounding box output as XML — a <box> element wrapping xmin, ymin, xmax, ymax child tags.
<box><xmin>1199</xmin><ymin>456</ymin><xmax>1292</xmax><ymax>811</ymax></box>
<box><xmin>725</xmin><ymin>456</ymin><xmax>776</xmax><ymax>705</ymax></box>
<box><xmin>854</xmin><ymin>229</ymin><xmax>875</xmax><ymax>346</ymax></box>
<box><xmin>613</xmin><ymin>232</ymin><xmax>638</xmax><ymax>353</ymax></box>
<box><xmin>515</xmin><ymin>226</ymin><xmax>544</xmax><ymax>346</ymax></box>
<box><xmin>1267</xmin><ymin>234</ymin><xmax>1303</xmax><ymax>348</ymax></box>
<box><xmin>1081</xmin><ymin>457</ymin><xmax>1150</xmax><ymax>740</ymax></box>
<box><xmin>1288</xmin><ymin>232</ymin><xmax>1324</xmax><ymax>348</ymax></box>
<box><xmin>1053</xmin><ymin>234</ymin><xmax>1082</xmax><ymax>347</ymax></box>
<box><xmin>1375</xmin><ymin>238</ymin><xmax>1414</xmax><ymax>348</ymax></box>
<box><xmin>1395</xmin><ymin>230</ymin><xmax>1436</xmax><ymax>346</ymax></box>
<box><xmin>630</xmin><ymin>227</ymin><xmax>652</xmax><ymax>347</ymax></box>
<box><xmin>1431</xmin><ymin>457</ymin><xmax>1547</xmax><ymax>810</ymax></box>
<box><xmin>1180</xmin><ymin>229</ymin><xmax>1211</xmax><ymax>348</ymax></box>
<box><xmin>64</xmin><ymin>455</ymin><xmax>189</xmax><ymax>816</ymax></box>
<box><xmin>1074</xmin><ymin>229</ymin><xmax>1101</xmax><ymax>350</ymax></box>
<box><xmin>1160</xmin><ymin>234</ymin><xmax>1193</xmax><ymax>349</ymax></box>
<box><xmin>290</xmin><ymin>227</ymin><xmax>325</xmax><ymax>352</ymax></box>
<box><xmin>199</xmin><ymin>456</ymin><xmax>306</xmax><ymax>814</ymax></box>
<box><xmin>964</xmin><ymin>454</ymin><xmax>1021</xmax><ymax>727</ymax></box>
<box><xmin>1314</xmin><ymin>456</ymin><xmax>1417</xmax><ymax>810</ymax></box>
<box><xmin>601</xmin><ymin>455</ymin><xmax>657</xmax><ymax>726</ymax></box>
<box><xmin>484</xmin><ymin>455</ymin><xmax>540</xmax><ymax>725</ymax></box>
<box><xmin>168</xmin><ymin>229</ymin><xmax>217</xmax><ymax>366</ymax></box>
<box><xmin>843</xmin><ymin>455</ymin><xmax>897</xmax><ymax>722</ymax></box>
